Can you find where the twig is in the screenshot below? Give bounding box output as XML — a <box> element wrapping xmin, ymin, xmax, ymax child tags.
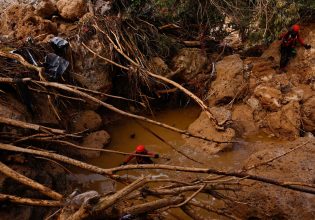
<box><xmin>135</xmin><ymin>120</ymin><xmax>204</xmax><ymax>165</ymax></box>
<box><xmin>245</xmin><ymin>141</ymin><xmax>310</xmax><ymax>171</ymax></box>
<box><xmin>0</xmin><ymin>193</ymin><xmax>61</xmax><ymax>207</ymax></box>
<box><xmin>171</xmin><ymin>184</ymin><xmax>206</xmax><ymax>208</ymax></box>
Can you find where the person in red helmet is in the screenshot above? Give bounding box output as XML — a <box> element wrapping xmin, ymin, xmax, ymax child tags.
<box><xmin>120</xmin><ymin>145</ymin><xmax>159</xmax><ymax>165</ymax></box>
<box><xmin>279</xmin><ymin>24</ymin><xmax>311</xmax><ymax>72</ymax></box>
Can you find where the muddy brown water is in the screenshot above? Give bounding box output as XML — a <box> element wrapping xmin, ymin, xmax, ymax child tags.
<box><xmin>67</xmin><ymin>106</ymin><xmax>279</xmax><ymax>219</ymax></box>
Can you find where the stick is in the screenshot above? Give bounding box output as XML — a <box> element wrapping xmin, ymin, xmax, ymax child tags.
<box><xmin>0</xmin><ymin>161</ymin><xmax>63</xmax><ymax>200</ymax></box>
<box><xmin>0</xmin><ymin>143</ymin><xmax>115</xmax><ymax>178</ymax></box>
<box><xmin>135</xmin><ymin>120</ymin><xmax>204</xmax><ymax>164</ymax></box>
<box><xmin>37</xmin><ymin>139</ymin><xmax>170</xmax><ymax>160</ymax></box>
<box><xmin>122</xmin><ymin>196</ymin><xmax>185</xmax><ymax>216</ymax></box>
<box><xmin>245</xmin><ymin>141</ymin><xmax>310</xmax><ymax>171</ymax></box>
<box><xmin>0</xmin><ymin>193</ymin><xmax>61</xmax><ymax>207</ymax></box>
<box><xmin>0</xmin><ymin>116</ymin><xmax>65</xmax><ymax>134</ymax></box>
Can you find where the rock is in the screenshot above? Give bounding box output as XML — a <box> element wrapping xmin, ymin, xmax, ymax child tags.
<box><xmin>265</xmin><ymin>101</ymin><xmax>301</xmax><ymax>139</ymax></box>
<box><xmin>244</xmin><ymin>57</ymin><xmax>277</xmax><ymax>84</ymax></box>
<box><xmin>232</xmin><ymin>104</ymin><xmax>258</xmax><ymax>136</ymax></box>
<box><xmin>209</xmin><ymin>106</ymin><xmax>232</xmax><ymax>127</ymax></box>
<box><xmin>207</xmin><ymin>54</ymin><xmax>245</xmax><ymax>106</ymax></box>
<box><xmin>56</xmin><ymin>0</ymin><xmax>87</xmax><ymax>20</ymax></box>
<box><xmin>301</xmin><ymin>96</ymin><xmax>315</xmax><ymax>132</ymax></box>
<box><xmin>71</xmin><ymin>35</ymin><xmax>112</xmax><ymax>93</ymax></box>
<box><xmin>72</xmin><ymin>110</ymin><xmax>102</xmax><ymax>132</ymax></box>
<box><xmin>0</xmin><ymin>4</ymin><xmax>57</xmax><ymax>40</ymax></box>
<box><xmin>282</xmin><ymin>87</ymin><xmax>304</xmax><ymax>104</ymax></box>
<box><xmin>80</xmin><ymin>130</ymin><xmax>111</xmax><ymax>158</ymax></box>
<box><xmin>225</xmin><ymin>138</ymin><xmax>315</xmax><ymax>219</ymax></box>
<box><xmin>171</xmin><ymin>48</ymin><xmax>211</xmax><ymax>81</ymax></box>
<box><xmin>94</xmin><ymin>0</ymin><xmax>111</xmax><ymax>15</ymax></box>
<box><xmin>246</xmin><ymin>96</ymin><xmax>261</xmax><ymax>110</ymax></box>
<box><xmin>261</xmin><ymin>40</ymin><xmax>281</xmax><ymax>64</ymax></box>
<box><xmin>35</xmin><ymin>0</ymin><xmax>57</xmax><ymax>18</ymax></box>
<box><xmin>254</xmin><ymin>85</ymin><xmax>282</xmax><ymax>111</ymax></box>
<box><xmin>149</xmin><ymin>57</ymin><xmax>170</xmax><ymax>76</ymax></box>
<box><xmin>184</xmin><ymin>112</ymin><xmax>235</xmax><ymax>154</ymax></box>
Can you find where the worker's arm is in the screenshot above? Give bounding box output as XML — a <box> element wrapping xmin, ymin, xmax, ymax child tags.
<box><xmin>121</xmin><ymin>152</ymin><xmax>136</xmax><ymax>165</ymax></box>
<box><xmin>297</xmin><ymin>33</ymin><xmax>312</xmax><ymax>49</ymax></box>
<box><xmin>297</xmin><ymin>33</ymin><xmax>305</xmax><ymax>46</ymax></box>
<box><xmin>147</xmin><ymin>151</ymin><xmax>160</xmax><ymax>158</ymax></box>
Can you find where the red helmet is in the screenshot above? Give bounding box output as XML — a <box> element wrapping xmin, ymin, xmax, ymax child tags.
<box><xmin>135</xmin><ymin>145</ymin><xmax>146</xmax><ymax>153</ymax></box>
<box><xmin>292</xmin><ymin>24</ymin><xmax>300</xmax><ymax>32</ymax></box>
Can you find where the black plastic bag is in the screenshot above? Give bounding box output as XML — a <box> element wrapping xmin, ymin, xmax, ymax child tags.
<box><xmin>44</xmin><ymin>53</ymin><xmax>69</xmax><ymax>79</ymax></box>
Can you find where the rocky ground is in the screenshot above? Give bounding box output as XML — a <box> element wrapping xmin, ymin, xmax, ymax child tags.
<box><xmin>0</xmin><ymin>0</ymin><xmax>315</xmax><ymax>219</ymax></box>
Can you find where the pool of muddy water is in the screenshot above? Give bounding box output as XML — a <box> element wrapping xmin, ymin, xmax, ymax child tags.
<box><xmin>67</xmin><ymin>106</ymin><xmax>278</xmax><ymax>219</ymax></box>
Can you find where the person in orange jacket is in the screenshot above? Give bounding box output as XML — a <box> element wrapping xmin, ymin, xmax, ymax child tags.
<box><xmin>279</xmin><ymin>24</ymin><xmax>311</xmax><ymax>72</ymax></box>
<box><xmin>120</xmin><ymin>145</ymin><xmax>159</xmax><ymax>165</ymax></box>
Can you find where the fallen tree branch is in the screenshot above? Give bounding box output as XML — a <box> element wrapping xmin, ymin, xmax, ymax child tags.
<box><xmin>110</xmin><ymin>164</ymin><xmax>315</xmax><ymax>195</ymax></box>
<box><xmin>135</xmin><ymin>120</ymin><xmax>204</xmax><ymax>164</ymax></box>
<box><xmin>0</xmin><ymin>116</ymin><xmax>65</xmax><ymax>134</ymax></box>
<box><xmin>0</xmin><ymin>161</ymin><xmax>63</xmax><ymax>200</ymax></box>
<box><xmin>0</xmin><ymin>193</ymin><xmax>61</xmax><ymax>207</ymax></box>
<box><xmin>122</xmin><ymin>196</ymin><xmax>185</xmax><ymax>216</ymax></box>
<box><xmin>0</xmin><ymin>143</ymin><xmax>115</xmax><ymax>179</ymax></box>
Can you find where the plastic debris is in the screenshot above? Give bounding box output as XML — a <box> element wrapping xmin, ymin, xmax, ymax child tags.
<box><xmin>44</xmin><ymin>53</ymin><xmax>69</xmax><ymax>79</ymax></box>
<box><xmin>50</xmin><ymin>37</ymin><xmax>69</xmax><ymax>55</ymax></box>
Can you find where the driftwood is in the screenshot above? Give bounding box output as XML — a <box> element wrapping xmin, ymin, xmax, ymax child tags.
<box><xmin>0</xmin><ymin>193</ymin><xmax>61</xmax><ymax>207</ymax></box>
<box><xmin>0</xmin><ymin>116</ymin><xmax>65</xmax><ymax>134</ymax></box>
<box><xmin>0</xmin><ymin>161</ymin><xmax>63</xmax><ymax>200</ymax></box>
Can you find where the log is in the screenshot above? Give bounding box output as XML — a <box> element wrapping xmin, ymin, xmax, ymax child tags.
<box><xmin>0</xmin><ymin>143</ymin><xmax>114</xmax><ymax>178</ymax></box>
<box><xmin>0</xmin><ymin>193</ymin><xmax>61</xmax><ymax>207</ymax></box>
<box><xmin>0</xmin><ymin>161</ymin><xmax>63</xmax><ymax>200</ymax></box>
<box><xmin>0</xmin><ymin>116</ymin><xmax>65</xmax><ymax>134</ymax></box>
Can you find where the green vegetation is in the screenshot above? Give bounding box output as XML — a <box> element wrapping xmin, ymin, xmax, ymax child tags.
<box><xmin>124</xmin><ymin>0</ymin><xmax>315</xmax><ymax>45</ymax></box>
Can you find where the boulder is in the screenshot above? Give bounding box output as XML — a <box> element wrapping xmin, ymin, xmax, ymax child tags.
<box><xmin>225</xmin><ymin>138</ymin><xmax>315</xmax><ymax>219</ymax></box>
<box><xmin>56</xmin><ymin>0</ymin><xmax>87</xmax><ymax>20</ymax></box>
<box><xmin>35</xmin><ymin>0</ymin><xmax>57</xmax><ymax>18</ymax></box>
<box><xmin>149</xmin><ymin>57</ymin><xmax>170</xmax><ymax>77</ymax></box>
<box><xmin>71</xmin><ymin>35</ymin><xmax>112</xmax><ymax>93</ymax></box>
<box><xmin>232</xmin><ymin>104</ymin><xmax>258</xmax><ymax>136</ymax></box>
<box><xmin>301</xmin><ymin>96</ymin><xmax>315</xmax><ymax>132</ymax></box>
<box><xmin>254</xmin><ymin>85</ymin><xmax>282</xmax><ymax>111</ymax></box>
<box><xmin>265</xmin><ymin>101</ymin><xmax>301</xmax><ymax>139</ymax></box>
<box><xmin>184</xmin><ymin>111</ymin><xmax>235</xmax><ymax>154</ymax></box>
<box><xmin>207</xmin><ymin>54</ymin><xmax>245</xmax><ymax>106</ymax></box>
<box><xmin>72</xmin><ymin>110</ymin><xmax>102</xmax><ymax>132</ymax></box>
<box><xmin>80</xmin><ymin>130</ymin><xmax>111</xmax><ymax>158</ymax></box>
<box><xmin>171</xmin><ymin>48</ymin><xmax>211</xmax><ymax>81</ymax></box>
